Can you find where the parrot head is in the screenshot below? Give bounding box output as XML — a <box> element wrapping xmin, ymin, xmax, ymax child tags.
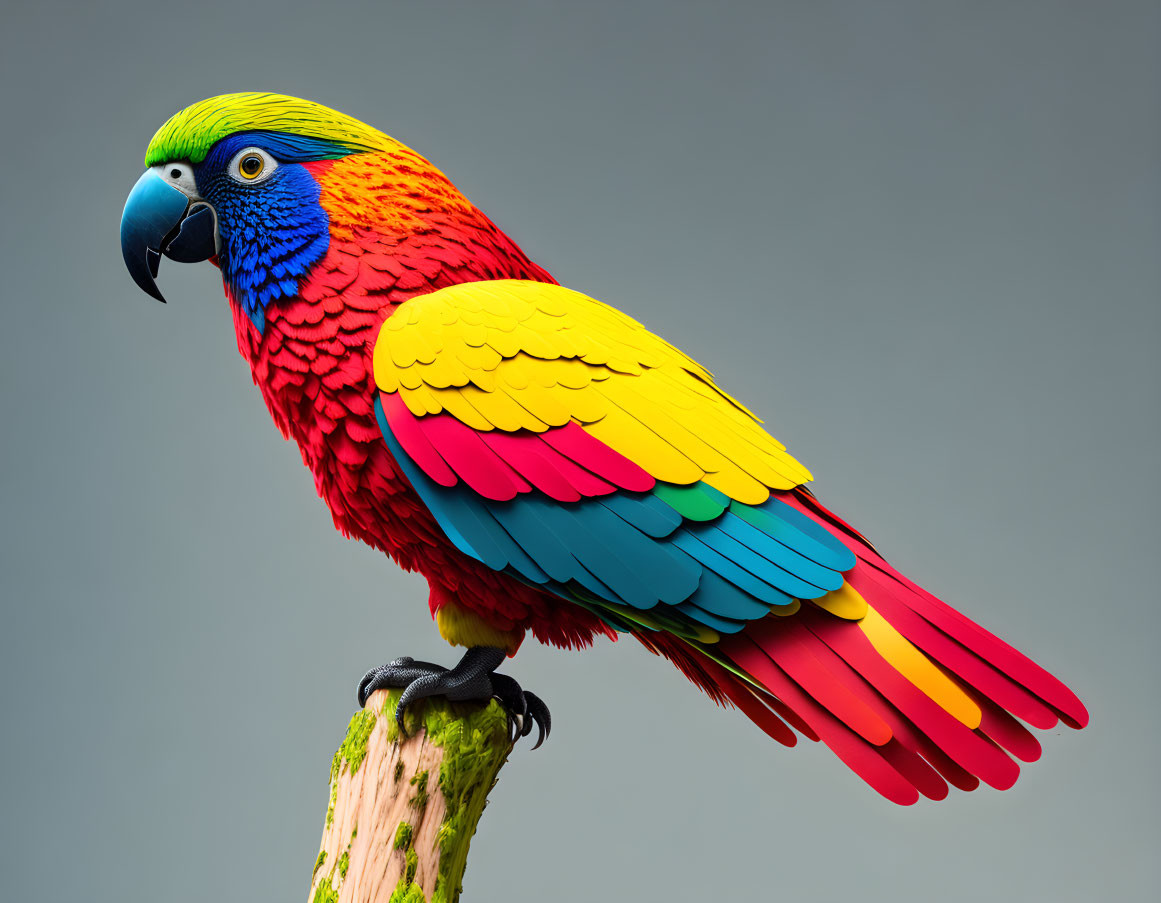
<box><xmin>120</xmin><ymin>92</ymin><xmax>474</xmax><ymax>330</ymax></box>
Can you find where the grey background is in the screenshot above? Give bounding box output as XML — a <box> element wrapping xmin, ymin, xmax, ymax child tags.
<box><xmin>1</xmin><ymin>1</ymin><xmax>1156</xmax><ymax>900</ymax></box>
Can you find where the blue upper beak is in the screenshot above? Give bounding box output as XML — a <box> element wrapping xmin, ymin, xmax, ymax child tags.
<box><xmin>120</xmin><ymin>169</ymin><xmax>216</xmax><ymax>302</ymax></box>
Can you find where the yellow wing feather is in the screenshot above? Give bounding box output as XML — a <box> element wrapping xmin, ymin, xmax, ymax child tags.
<box><xmin>372</xmin><ymin>280</ymin><xmax>813</xmax><ymax>501</ymax></box>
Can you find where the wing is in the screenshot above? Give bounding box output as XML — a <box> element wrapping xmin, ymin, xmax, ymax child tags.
<box><xmin>372</xmin><ymin>279</ymin><xmax>1087</xmax><ymax>804</ymax></box>
<box><xmin>372</xmin><ymin>278</ymin><xmax>839</xmax><ymax>636</ymax></box>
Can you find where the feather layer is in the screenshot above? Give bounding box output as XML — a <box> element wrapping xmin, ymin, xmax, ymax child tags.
<box><xmin>372</xmin><ymin>280</ymin><xmax>813</xmax><ymax>501</ymax></box>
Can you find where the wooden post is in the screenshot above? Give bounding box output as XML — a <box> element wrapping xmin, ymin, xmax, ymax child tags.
<box><xmin>308</xmin><ymin>689</ymin><xmax>515</xmax><ymax>903</ymax></box>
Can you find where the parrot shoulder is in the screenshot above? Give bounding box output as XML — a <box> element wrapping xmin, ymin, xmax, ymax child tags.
<box><xmin>371</xmin><ymin>279</ymin><xmax>812</xmax><ymax>502</ymax></box>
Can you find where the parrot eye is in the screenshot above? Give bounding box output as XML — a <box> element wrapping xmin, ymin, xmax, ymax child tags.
<box><xmin>228</xmin><ymin>147</ymin><xmax>277</xmax><ymax>184</ymax></box>
<box><xmin>239</xmin><ymin>154</ymin><xmax>263</xmax><ymax>178</ymax></box>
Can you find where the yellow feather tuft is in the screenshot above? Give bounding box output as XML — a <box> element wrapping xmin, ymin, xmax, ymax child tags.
<box><xmin>436</xmin><ymin>601</ymin><xmax>524</xmax><ymax>653</ymax></box>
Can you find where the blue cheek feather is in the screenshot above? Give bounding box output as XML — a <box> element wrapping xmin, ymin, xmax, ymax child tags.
<box><xmin>195</xmin><ymin>133</ymin><xmax>341</xmax><ymax>333</ymax></box>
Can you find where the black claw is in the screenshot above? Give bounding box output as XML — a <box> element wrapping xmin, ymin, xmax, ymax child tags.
<box><xmin>355</xmin><ymin>647</ymin><xmax>551</xmax><ymax>748</ymax></box>
<box><xmin>357</xmin><ymin>657</ymin><xmax>448</xmax><ymax>708</ymax></box>
<box><xmin>490</xmin><ymin>673</ymin><xmax>527</xmax><ymax>717</ymax></box>
<box><xmin>394</xmin><ymin>673</ymin><xmax>449</xmax><ymax>733</ymax></box>
<box><xmin>524</xmin><ymin>691</ymin><xmax>551</xmax><ymax>750</ymax></box>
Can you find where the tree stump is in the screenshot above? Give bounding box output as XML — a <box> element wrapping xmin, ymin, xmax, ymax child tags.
<box><xmin>308</xmin><ymin>689</ymin><xmax>515</xmax><ymax>903</ymax></box>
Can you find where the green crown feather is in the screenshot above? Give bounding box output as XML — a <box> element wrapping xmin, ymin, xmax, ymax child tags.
<box><xmin>144</xmin><ymin>92</ymin><xmax>394</xmax><ymax>165</ymax></box>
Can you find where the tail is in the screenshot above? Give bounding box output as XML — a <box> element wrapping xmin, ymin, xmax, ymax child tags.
<box><xmin>634</xmin><ymin>489</ymin><xmax>1088</xmax><ymax>805</ymax></box>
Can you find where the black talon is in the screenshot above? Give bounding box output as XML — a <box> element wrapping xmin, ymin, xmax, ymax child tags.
<box><xmin>491</xmin><ymin>673</ymin><xmax>528</xmax><ymax>718</ymax></box>
<box><xmin>356</xmin><ymin>646</ymin><xmax>552</xmax><ymax>748</ymax></box>
<box><xmin>357</xmin><ymin>656</ymin><xmax>446</xmax><ymax>708</ymax></box>
<box><xmin>395</xmin><ymin>673</ymin><xmax>449</xmax><ymax>732</ymax></box>
<box><xmin>524</xmin><ymin>691</ymin><xmax>551</xmax><ymax>750</ymax></box>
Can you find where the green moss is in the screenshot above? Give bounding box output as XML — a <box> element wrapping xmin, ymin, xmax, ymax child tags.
<box><xmin>316</xmin><ymin>713</ymin><xmax>376</xmax><ymax>899</ymax></box>
<box><xmin>340</xmin><ymin>709</ymin><xmax>378</xmax><ymax>777</ymax></box>
<box><xmin>312</xmin><ymin>879</ymin><xmax>339</xmax><ymax>903</ymax></box>
<box><xmin>325</xmin><ymin>708</ymin><xmax>380</xmax><ymax>828</ymax></box>
<box><xmin>313</xmin><ymin>848</ymin><xmax>349</xmax><ymax>903</ymax></box>
<box><xmin>394</xmin><ymin>759</ymin><xmax>406</xmax><ymax>783</ymax></box>
<box><xmin>312</xmin><ymin>850</ymin><xmax>327</xmax><ymax>878</ymax></box>
<box><xmin>409</xmin><ymin>769</ymin><xmax>430</xmax><ymax>814</ymax></box>
<box><xmin>404</xmin><ymin>847</ymin><xmax>419</xmax><ymax>884</ymax></box>
<box><xmin>388</xmin><ymin>881</ymin><xmax>427</xmax><ymax>903</ymax></box>
<box><xmin>426</xmin><ymin>698</ymin><xmax>511</xmax><ymax>903</ymax></box>
<box><xmin>381</xmin><ymin>694</ymin><xmax>404</xmax><ymax>743</ymax></box>
<box><xmin>326</xmin><ymin>750</ymin><xmax>340</xmax><ymax>827</ymax></box>
<box><xmin>394</xmin><ymin>821</ymin><xmax>414</xmax><ymax>851</ymax></box>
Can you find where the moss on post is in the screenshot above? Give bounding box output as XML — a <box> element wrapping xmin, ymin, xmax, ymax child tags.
<box><xmin>307</xmin><ymin>690</ymin><xmax>514</xmax><ymax>903</ymax></box>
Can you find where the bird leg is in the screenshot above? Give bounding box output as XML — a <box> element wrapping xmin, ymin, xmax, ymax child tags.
<box><xmin>357</xmin><ymin>646</ymin><xmax>551</xmax><ymax>748</ymax></box>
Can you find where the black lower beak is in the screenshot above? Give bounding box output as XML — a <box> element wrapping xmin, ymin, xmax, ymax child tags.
<box><xmin>120</xmin><ymin>169</ymin><xmax>216</xmax><ymax>302</ymax></box>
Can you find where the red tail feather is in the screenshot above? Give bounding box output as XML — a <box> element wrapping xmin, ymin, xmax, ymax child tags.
<box><xmin>640</xmin><ymin>490</ymin><xmax>1086</xmax><ymax>804</ymax></box>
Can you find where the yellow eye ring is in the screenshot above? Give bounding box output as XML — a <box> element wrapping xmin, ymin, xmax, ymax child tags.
<box><xmin>238</xmin><ymin>153</ymin><xmax>265</xmax><ymax>180</ymax></box>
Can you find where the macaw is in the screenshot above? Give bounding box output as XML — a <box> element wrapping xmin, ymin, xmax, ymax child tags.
<box><xmin>120</xmin><ymin>93</ymin><xmax>1087</xmax><ymax>804</ymax></box>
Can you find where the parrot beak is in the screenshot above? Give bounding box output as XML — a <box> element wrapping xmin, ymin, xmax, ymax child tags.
<box><xmin>120</xmin><ymin>168</ymin><xmax>217</xmax><ymax>303</ymax></box>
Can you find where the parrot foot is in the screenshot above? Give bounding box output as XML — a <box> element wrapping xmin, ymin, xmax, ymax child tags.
<box><xmin>357</xmin><ymin>646</ymin><xmax>551</xmax><ymax>749</ymax></box>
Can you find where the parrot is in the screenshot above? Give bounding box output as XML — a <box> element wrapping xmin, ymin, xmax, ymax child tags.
<box><xmin>120</xmin><ymin>92</ymin><xmax>1087</xmax><ymax>805</ymax></box>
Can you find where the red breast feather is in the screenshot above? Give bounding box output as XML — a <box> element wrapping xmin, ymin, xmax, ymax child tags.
<box><xmin>226</xmin><ymin>155</ymin><xmax>614</xmax><ymax>651</ymax></box>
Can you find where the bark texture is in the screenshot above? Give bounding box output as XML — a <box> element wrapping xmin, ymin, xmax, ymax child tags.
<box><xmin>308</xmin><ymin>689</ymin><xmax>514</xmax><ymax>903</ymax></box>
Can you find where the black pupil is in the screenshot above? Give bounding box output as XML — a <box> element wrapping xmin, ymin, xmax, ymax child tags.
<box><xmin>170</xmin><ymin>169</ymin><xmax>181</xmax><ymax>178</ymax></box>
<box><xmin>242</xmin><ymin>156</ymin><xmax>262</xmax><ymax>175</ymax></box>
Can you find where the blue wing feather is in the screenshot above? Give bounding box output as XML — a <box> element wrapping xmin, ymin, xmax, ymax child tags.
<box><xmin>375</xmin><ymin>398</ymin><xmax>854</xmax><ymax>633</ymax></box>
<box><xmin>731</xmin><ymin>497</ymin><xmax>857</xmax><ymax>572</ymax></box>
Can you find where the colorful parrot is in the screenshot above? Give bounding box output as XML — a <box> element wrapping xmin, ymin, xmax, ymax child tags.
<box><xmin>120</xmin><ymin>93</ymin><xmax>1087</xmax><ymax>805</ymax></box>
